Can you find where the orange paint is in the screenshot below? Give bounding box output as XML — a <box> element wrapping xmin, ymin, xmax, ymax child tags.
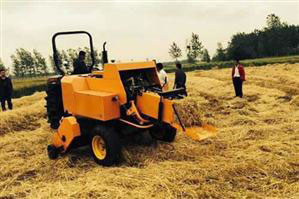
<box><xmin>174</xmin><ymin>123</ymin><xmax>218</xmax><ymax>141</ymax></box>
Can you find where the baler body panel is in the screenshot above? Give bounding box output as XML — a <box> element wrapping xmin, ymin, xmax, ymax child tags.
<box><xmin>136</xmin><ymin>92</ymin><xmax>174</xmax><ymax>124</ymax></box>
<box><xmin>60</xmin><ymin>61</ymin><xmax>174</xmax><ymax>124</ymax></box>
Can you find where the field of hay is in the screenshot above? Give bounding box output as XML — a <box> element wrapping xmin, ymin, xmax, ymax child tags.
<box><xmin>0</xmin><ymin>64</ymin><xmax>299</xmax><ymax>199</ymax></box>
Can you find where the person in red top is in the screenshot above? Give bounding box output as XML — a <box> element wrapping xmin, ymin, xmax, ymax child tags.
<box><xmin>232</xmin><ymin>59</ymin><xmax>245</xmax><ymax>98</ymax></box>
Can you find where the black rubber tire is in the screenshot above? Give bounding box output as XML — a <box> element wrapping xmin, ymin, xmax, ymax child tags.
<box><xmin>133</xmin><ymin>130</ymin><xmax>154</xmax><ymax>146</ymax></box>
<box><xmin>161</xmin><ymin>124</ymin><xmax>177</xmax><ymax>142</ymax></box>
<box><xmin>150</xmin><ymin>123</ymin><xmax>177</xmax><ymax>142</ymax></box>
<box><xmin>47</xmin><ymin>145</ymin><xmax>59</xmax><ymax>159</ymax></box>
<box><xmin>45</xmin><ymin>81</ymin><xmax>64</xmax><ymax>129</ymax></box>
<box><xmin>89</xmin><ymin>125</ymin><xmax>122</xmax><ymax>166</ymax></box>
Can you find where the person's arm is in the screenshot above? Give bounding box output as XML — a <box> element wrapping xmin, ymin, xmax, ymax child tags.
<box><xmin>9</xmin><ymin>78</ymin><xmax>13</xmax><ymax>91</ymax></box>
<box><xmin>83</xmin><ymin>62</ymin><xmax>90</xmax><ymax>73</ymax></box>
<box><xmin>162</xmin><ymin>76</ymin><xmax>167</xmax><ymax>88</ymax></box>
<box><xmin>232</xmin><ymin>66</ymin><xmax>235</xmax><ymax>79</ymax></box>
<box><xmin>173</xmin><ymin>71</ymin><xmax>178</xmax><ymax>89</ymax></box>
<box><xmin>165</xmin><ymin>75</ymin><xmax>168</xmax><ymax>85</ymax></box>
<box><xmin>239</xmin><ymin>66</ymin><xmax>245</xmax><ymax>81</ymax></box>
<box><xmin>73</xmin><ymin>60</ymin><xmax>78</xmax><ymax>74</ymax></box>
<box><xmin>183</xmin><ymin>72</ymin><xmax>187</xmax><ymax>86</ymax></box>
<box><xmin>8</xmin><ymin>78</ymin><xmax>13</xmax><ymax>96</ymax></box>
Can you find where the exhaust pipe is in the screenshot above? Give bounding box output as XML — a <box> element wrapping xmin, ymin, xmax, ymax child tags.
<box><xmin>102</xmin><ymin>42</ymin><xmax>108</xmax><ymax>65</ymax></box>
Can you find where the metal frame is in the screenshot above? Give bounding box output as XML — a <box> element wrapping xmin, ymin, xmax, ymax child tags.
<box><xmin>52</xmin><ymin>31</ymin><xmax>95</xmax><ymax>75</ymax></box>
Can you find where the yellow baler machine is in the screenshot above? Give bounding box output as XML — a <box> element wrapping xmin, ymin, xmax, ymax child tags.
<box><xmin>46</xmin><ymin>31</ymin><xmax>186</xmax><ymax>166</ymax></box>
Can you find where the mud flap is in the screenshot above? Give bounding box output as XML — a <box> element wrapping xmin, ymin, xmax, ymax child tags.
<box><xmin>52</xmin><ymin>116</ymin><xmax>81</xmax><ymax>152</ymax></box>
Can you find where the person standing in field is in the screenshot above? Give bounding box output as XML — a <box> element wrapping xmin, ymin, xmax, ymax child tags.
<box><xmin>0</xmin><ymin>68</ymin><xmax>13</xmax><ymax>111</ymax></box>
<box><xmin>174</xmin><ymin>62</ymin><xmax>187</xmax><ymax>96</ymax></box>
<box><xmin>73</xmin><ymin>51</ymin><xmax>90</xmax><ymax>74</ymax></box>
<box><xmin>156</xmin><ymin>63</ymin><xmax>169</xmax><ymax>91</ymax></box>
<box><xmin>232</xmin><ymin>59</ymin><xmax>246</xmax><ymax>98</ymax></box>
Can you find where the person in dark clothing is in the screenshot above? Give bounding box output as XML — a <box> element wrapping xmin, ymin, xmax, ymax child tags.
<box><xmin>232</xmin><ymin>59</ymin><xmax>246</xmax><ymax>98</ymax></box>
<box><xmin>174</xmin><ymin>62</ymin><xmax>187</xmax><ymax>96</ymax></box>
<box><xmin>0</xmin><ymin>68</ymin><xmax>13</xmax><ymax>111</ymax></box>
<box><xmin>73</xmin><ymin>51</ymin><xmax>90</xmax><ymax>74</ymax></box>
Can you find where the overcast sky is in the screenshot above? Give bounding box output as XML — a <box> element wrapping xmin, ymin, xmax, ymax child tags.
<box><xmin>0</xmin><ymin>0</ymin><xmax>299</xmax><ymax>67</ymax></box>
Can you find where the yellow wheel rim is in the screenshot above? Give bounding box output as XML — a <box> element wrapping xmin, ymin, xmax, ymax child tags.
<box><xmin>92</xmin><ymin>135</ymin><xmax>106</xmax><ymax>160</ymax></box>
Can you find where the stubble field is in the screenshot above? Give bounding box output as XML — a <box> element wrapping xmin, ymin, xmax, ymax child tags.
<box><xmin>0</xmin><ymin>63</ymin><xmax>298</xmax><ymax>199</ymax></box>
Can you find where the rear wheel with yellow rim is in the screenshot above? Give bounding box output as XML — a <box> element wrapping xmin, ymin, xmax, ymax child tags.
<box><xmin>89</xmin><ymin>125</ymin><xmax>121</xmax><ymax>166</ymax></box>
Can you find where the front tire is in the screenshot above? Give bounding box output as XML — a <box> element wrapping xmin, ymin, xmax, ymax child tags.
<box><xmin>47</xmin><ymin>145</ymin><xmax>59</xmax><ymax>159</ymax></box>
<box><xmin>90</xmin><ymin>125</ymin><xmax>121</xmax><ymax>166</ymax></box>
<box><xmin>45</xmin><ymin>80</ymin><xmax>64</xmax><ymax>129</ymax></box>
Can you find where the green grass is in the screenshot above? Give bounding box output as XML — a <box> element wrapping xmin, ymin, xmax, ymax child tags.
<box><xmin>164</xmin><ymin>55</ymin><xmax>299</xmax><ymax>72</ymax></box>
<box><xmin>12</xmin><ymin>77</ymin><xmax>47</xmax><ymax>98</ymax></box>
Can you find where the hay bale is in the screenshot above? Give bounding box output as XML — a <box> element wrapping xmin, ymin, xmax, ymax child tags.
<box><xmin>174</xmin><ymin>98</ymin><xmax>203</xmax><ymax>127</ymax></box>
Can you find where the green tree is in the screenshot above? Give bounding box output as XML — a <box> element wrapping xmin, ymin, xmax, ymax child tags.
<box><xmin>225</xmin><ymin>14</ymin><xmax>299</xmax><ymax>60</ymax></box>
<box><xmin>50</xmin><ymin>50</ymin><xmax>72</xmax><ymax>74</ymax></box>
<box><xmin>81</xmin><ymin>47</ymin><xmax>101</xmax><ymax>67</ymax></box>
<box><xmin>11</xmin><ymin>55</ymin><xmax>22</xmax><ymax>77</ymax></box>
<box><xmin>186</xmin><ymin>33</ymin><xmax>204</xmax><ymax>63</ymax></box>
<box><xmin>67</xmin><ymin>48</ymin><xmax>78</xmax><ymax>65</ymax></box>
<box><xmin>49</xmin><ymin>52</ymin><xmax>67</xmax><ymax>74</ymax></box>
<box><xmin>201</xmin><ymin>49</ymin><xmax>210</xmax><ymax>62</ymax></box>
<box><xmin>49</xmin><ymin>55</ymin><xmax>59</xmax><ymax>74</ymax></box>
<box><xmin>169</xmin><ymin>42</ymin><xmax>182</xmax><ymax>61</ymax></box>
<box><xmin>212</xmin><ymin>43</ymin><xmax>226</xmax><ymax>61</ymax></box>
<box><xmin>11</xmin><ymin>48</ymin><xmax>35</xmax><ymax>77</ymax></box>
<box><xmin>0</xmin><ymin>58</ymin><xmax>4</xmax><ymax>69</ymax></box>
<box><xmin>92</xmin><ymin>49</ymin><xmax>102</xmax><ymax>67</ymax></box>
<box><xmin>59</xmin><ymin>50</ymin><xmax>71</xmax><ymax>73</ymax></box>
<box><xmin>33</xmin><ymin>49</ymin><xmax>48</xmax><ymax>75</ymax></box>
<box><xmin>11</xmin><ymin>49</ymin><xmax>49</xmax><ymax>77</ymax></box>
<box><xmin>266</xmin><ymin>13</ymin><xmax>283</xmax><ymax>29</ymax></box>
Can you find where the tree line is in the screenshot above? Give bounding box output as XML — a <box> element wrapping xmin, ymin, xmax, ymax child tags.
<box><xmin>0</xmin><ymin>47</ymin><xmax>101</xmax><ymax>78</ymax></box>
<box><xmin>10</xmin><ymin>49</ymin><xmax>48</xmax><ymax>77</ymax></box>
<box><xmin>49</xmin><ymin>47</ymin><xmax>101</xmax><ymax>74</ymax></box>
<box><xmin>169</xmin><ymin>33</ymin><xmax>210</xmax><ymax>63</ymax></box>
<box><xmin>169</xmin><ymin>14</ymin><xmax>299</xmax><ymax>63</ymax></box>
